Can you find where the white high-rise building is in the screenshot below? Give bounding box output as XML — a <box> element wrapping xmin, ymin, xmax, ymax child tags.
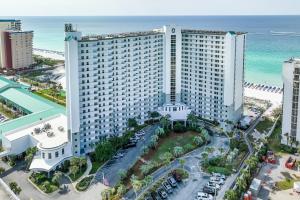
<box><xmin>282</xmin><ymin>58</ymin><xmax>300</xmax><ymax>146</ymax></box>
<box><xmin>65</xmin><ymin>24</ymin><xmax>246</xmax><ymax>155</ymax></box>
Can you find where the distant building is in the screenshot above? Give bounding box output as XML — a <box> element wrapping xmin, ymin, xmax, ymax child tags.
<box><xmin>282</xmin><ymin>58</ymin><xmax>300</xmax><ymax>146</ymax></box>
<box><xmin>65</xmin><ymin>24</ymin><xmax>246</xmax><ymax>155</ymax></box>
<box><xmin>0</xmin><ymin>19</ymin><xmax>33</xmax><ymax>70</ymax></box>
<box><xmin>0</xmin><ymin>19</ymin><xmax>21</xmax><ymax>31</ymax></box>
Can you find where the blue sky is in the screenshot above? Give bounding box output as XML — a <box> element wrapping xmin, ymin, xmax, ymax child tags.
<box><xmin>1</xmin><ymin>0</ymin><xmax>300</xmax><ymax>16</ymax></box>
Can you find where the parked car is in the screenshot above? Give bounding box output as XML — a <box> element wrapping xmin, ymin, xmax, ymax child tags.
<box><xmin>206</xmin><ymin>182</ymin><xmax>220</xmax><ymax>190</ymax></box>
<box><xmin>196</xmin><ymin>192</ymin><xmax>213</xmax><ymax>200</ymax></box>
<box><xmin>135</xmin><ymin>131</ymin><xmax>145</xmax><ymax>137</ymax></box>
<box><xmin>212</xmin><ymin>173</ymin><xmax>226</xmax><ymax>180</ymax></box>
<box><xmin>150</xmin><ymin>192</ymin><xmax>160</xmax><ymax>200</ymax></box>
<box><xmin>162</xmin><ymin>182</ymin><xmax>172</xmax><ymax>193</ymax></box>
<box><xmin>167</xmin><ymin>177</ymin><xmax>177</xmax><ymax>187</ymax></box>
<box><xmin>157</xmin><ymin>187</ymin><xmax>168</xmax><ymax>199</ymax></box>
<box><xmin>209</xmin><ymin>177</ymin><xmax>224</xmax><ymax>185</ymax></box>
<box><xmin>123</xmin><ymin>142</ymin><xmax>136</xmax><ymax>149</ymax></box>
<box><xmin>202</xmin><ymin>186</ymin><xmax>217</xmax><ymax>195</ymax></box>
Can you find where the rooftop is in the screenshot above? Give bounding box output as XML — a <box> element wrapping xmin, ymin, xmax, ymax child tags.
<box><xmin>0</xmin><ymin>76</ymin><xmax>66</xmax><ymax>138</ymax></box>
<box><xmin>0</xmin><ymin>19</ymin><xmax>20</xmax><ymax>22</ymax></box>
<box><xmin>181</xmin><ymin>29</ymin><xmax>247</xmax><ymax>35</ymax></box>
<box><xmin>80</xmin><ymin>30</ymin><xmax>163</xmax><ymax>41</ymax></box>
<box><xmin>5</xmin><ymin>114</ymin><xmax>68</xmax><ymax>149</ymax></box>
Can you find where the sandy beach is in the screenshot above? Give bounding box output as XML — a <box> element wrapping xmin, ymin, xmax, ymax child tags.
<box><xmin>33</xmin><ymin>48</ymin><xmax>64</xmax><ymax>60</ymax></box>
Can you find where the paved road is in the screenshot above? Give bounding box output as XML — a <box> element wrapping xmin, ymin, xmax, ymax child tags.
<box><xmin>92</xmin><ymin>124</ymin><xmax>159</xmax><ymax>187</ymax></box>
<box><xmin>124</xmin><ymin>135</ymin><xmax>229</xmax><ymax>200</ymax></box>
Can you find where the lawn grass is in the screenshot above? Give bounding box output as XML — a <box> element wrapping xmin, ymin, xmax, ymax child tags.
<box><xmin>89</xmin><ymin>161</ymin><xmax>105</xmax><ymax>175</ymax></box>
<box><xmin>147</xmin><ymin>131</ymin><xmax>198</xmax><ymax>162</ymax></box>
<box><xmin>34</xmin><ymin>90</ymin><xmax>66</xmax><ymax>106</ymax></box>
<box><xmin>276</xmin><ymin>178</ymin><xmax>300</xmax><ymax>190</ymax></box>
<box><xmin>268</xmin><ymin>124</ymin><xmax>282</xmax><ymax>152</ymax></box>
<box><xmin>255</xmin><ymin>117</ymin><xmax>274</xmax><ymax>133</ymax></box>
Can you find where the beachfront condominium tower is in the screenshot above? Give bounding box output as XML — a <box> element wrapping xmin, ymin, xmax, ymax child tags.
<box><xmin>0</xmin><ymin>19</ymin><xmax>33</xmax><ymax>70</ymax></box>
<box><xmin>282</xmin><ymin>58</ymin><xmax>300</xmax><ymax>146</ymax></box>
<box><xmin>0</xmin><ymin>19</ymin><xmax>21</xmax><ymax>31</ymax></box>
<box><xmin>65</xmin><ymin>24</ymin><xmax>246</xmax><ymax>155</ymax></box>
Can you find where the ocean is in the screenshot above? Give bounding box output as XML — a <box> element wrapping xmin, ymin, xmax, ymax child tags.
<box><xmin>11</xmin><ymin>16</ymin><xmax>300</xmax><ymax>86</ymax></box>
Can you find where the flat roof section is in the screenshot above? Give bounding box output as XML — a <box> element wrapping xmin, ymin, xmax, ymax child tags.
<box><xmin>0</xmin><ymin>76</ymin><xmax>66</xmax><ymax>138</ymax></box>
<box><xmin>0</xmin><ymin>88</ymin><xmax>52</xmax><ymax>113</ymax></box>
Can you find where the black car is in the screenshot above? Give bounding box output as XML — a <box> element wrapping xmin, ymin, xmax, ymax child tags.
<box><xmin>167</xmin><ymin>177</ymin><xmax>177</xmax><ymax>187</ymax></box>
<box><xmin>123</xmin><ymin>142</ymin><xmax>137</xmax><ymax>148</ymax></box>
<box><xmin>203</xmin><ymin>186</ymin><xmax>217</xmax><ymax>195</ymax></box>
<box><xmin>150</xmin><ymin>191</ymin><xmax>160</xmax><ymax>200</ymax></box>
<box><xmin>157</xmin><ymin>187</ymin><xmax>168</xmax><ymax>199</ymax></box>
<box><xmin>162</xmin><ymin>182</ymin><xmax>172</xmax><ymax>193</ymax></box>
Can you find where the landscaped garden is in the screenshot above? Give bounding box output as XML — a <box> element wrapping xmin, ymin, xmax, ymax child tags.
<box><xmin>202</xmin><ymin>135</ymin><xmax>248</xmax><ymax>175</ymax></box>
<box><xmin>76</xmin><ymin>175</ymin><xmax>94</xmax><ymax>191</ymax></box>
<box><xmin>34</xmin><ymin>84</ymin><xmax>66</xmax><ymax>106</ymax></box>
<box><xmin>29</xmin><ymin>172</ymin><xmax>61</xmax><ymax>193</ymax></box>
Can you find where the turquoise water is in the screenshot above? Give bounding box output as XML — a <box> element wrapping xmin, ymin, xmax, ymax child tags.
<box><xmin>9</xmin><ymin>16</ymin><xmax>300</xmax><ymax>86</ymax></box>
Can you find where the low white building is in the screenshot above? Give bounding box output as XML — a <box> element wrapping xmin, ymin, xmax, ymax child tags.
<box><xmin>2</xmin><ymin>114</ymin><xmax>71</xmax><ymax>172</ymax></box>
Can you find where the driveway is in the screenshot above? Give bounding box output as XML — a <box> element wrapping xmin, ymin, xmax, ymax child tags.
<box><xmin>92</xmin><ymin>124</ymin><xmax>159</xmax><ymax>187</ymax></box>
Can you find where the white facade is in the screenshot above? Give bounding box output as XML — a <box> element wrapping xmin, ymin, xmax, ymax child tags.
<box><xmin>282</xmin><ymin>58</ymin><xmax>300</xmax><ymax>145</ymax></box>
<box><xmin>1</xmin><ymin>114</ymin><xmax>72</xmax><ymax>172</ymax></box>
<box><xmin>65</xmin><ymin>24</ymin><xmax>246</xmax><ymax>155</ymax></box>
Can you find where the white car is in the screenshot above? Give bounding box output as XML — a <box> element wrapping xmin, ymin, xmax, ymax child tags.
<box><xmin>206</xmin><ymin>182</ymin><xmax>220</xmax><ymax>190</ymax></box>
<box><xmin>210</xmin><ymin>177</ymin><xmax>225</xmax><ymax>185</ymax></box>
<box><xmin>196</xmin><ymin>192</ymin><xmax>213</xmax><ymax>200</ymax></box>
<box><xmin>212</xmin><ymin>173</ymin><xmax>226</xmax><ymax>180</ymax></box>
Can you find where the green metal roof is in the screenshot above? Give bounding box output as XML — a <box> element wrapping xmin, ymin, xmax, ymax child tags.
<box><xmin>0</xmin><ymin>76</ymin><xmax>66</xmax><ymax>138</ymax></box>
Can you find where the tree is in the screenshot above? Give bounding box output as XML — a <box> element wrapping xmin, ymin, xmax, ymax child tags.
<box><xmin>79</xmin><ymin>157</ymin><xmax>87</xmax><ymax>173</ymax></box>
<box><xmin>218</xmin><ymin>147</ymin><xmax>225</xmax><ymax>155</ymax></box>
<box><xmin>142</xmin><ymin>175</ymin><xmax>153</xmax><ymax>186</ymax></box>
<box><xmin>149</xmin><ymin>135</ymin><xmax>159</xmax><ymax>149</ymax></box>
<box><xmin>95</xmin><ymin>140</ymin><xmax>116</xmax><ymax>162</ymax></box>
<box><xmin>70</xmin><ymin>165</ymin><xmax>79</xmax><ymax>179</ymax></box>
<box><xmin>140</xmin><ymin>164</ymin><xmax>153</xmax><ymax>176</ymax></box>
<box><xmin>128</xmin><ymin>118</ymin><xmax>138</xmax><ymax>129</ymax></box>
<box><xmin>160</xmin><ymin>115</ymin><xmax>170</xmax><ymax>130</ymax></box>
<box><xmin>25</xmin><ymin>147</ymin><xmax>37</xmax><ymax>170</ymax></box>
<box><xmin>130</xmin><ymin>175</ymin><xmax>142</xmax><ymax>198</ymax></box>
<box><xmin>173</xmin><ymin>122</ymin><xmax>186</xmax><ymax>133</ymax></box>
<box><xmin>0</xmin><ymin>167</ymin><xmax>5</xmax><ymax>174</ymax></box>
<box><xmin>52</xmin><ymin>171</ymin><xmax>62</xmax><ymax>185</ymax></box>
<box><xmin>70</xmin><ymin>157</ymin><xmax>80</xmax><ymax>166</ymax></box>
<box><xmin>9</xmin><ymin>182</ymin><xmax>21</xmax><ymax>195</ymax></box>
<box><xmin>224</xmin><ymin>189</ymin><xmax>238</xmax><ymax>200</ymax></box>
<box><xmin>271</xmin><ymin>106</ymin><xmax>282</xmax><ymax>119</ymax></box>
<box><xmin>116</xmin><ymin>184</ymin><xmax>126</xmax><ymax>197</ymax></box>
<box><xmin>201</xmin><ymin>152</ymin><xmax>209</xmax><ymax>163</ymax></box>
<box><xmin>155</xmin><ymin>127</ymin><xmax>166</xmax><ymax>138</ymax></box>
<box><xmin>179</xmin><ymin>159</ymin><xmax>185</xmax><ymax>169</ymax></box>
<box><xmin>159</xmin><ymin>152</ymin><xmax>173</xmax><ymax>165</ymax></box>
<box><xmin>173</xmin><ymin>146</ymin><xmax>184</xmax><ymax>157</ymax></box>
<box><xmin>193</xmin><ymin>136</ymin><xmax>203</xmax><ymax>146</ymax></box>
<box><xmin>187</xmin><ymin>112</ymin><xmax>198</xmax><ymax>128</ymax></box>
<box><xmin>236</xmin><ymin>177</ymin><xmax>247</xmax><ymax>193</ymax></box>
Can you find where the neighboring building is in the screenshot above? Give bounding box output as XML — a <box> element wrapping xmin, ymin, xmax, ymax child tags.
<box><xmin>0</xmin><ymin>76</ymin><xmax>70</xmax><ymax>173</ymax></box>
<box><xmin>65</xmin><ymin>24</ymin><xmax>246</xmax><ymax>155</ymax></box>
<box><xmin>0</xmin><ymin>30</ymin><xmax>34</xmax><ymax>69</ymax></box>
<box><xmin>0</xmin><ymin>20</ymin><xmax>33</xmax><ymax>70</ymax></box>
<box><xmin>282</xmin><ymin>58</ymin><xmax>300</xmax><ymax>146</ymax></box>
<box><xmin>0</xmin><ymin>19</ymin><xmax>21</xmax><ymax>31</ymax></box>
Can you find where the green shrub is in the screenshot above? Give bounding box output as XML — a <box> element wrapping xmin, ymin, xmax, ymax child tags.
<box><xmin>173</xmin><ymin>122</ymin><xmax>186</xmax><ymax>133</ymax></box>
<box><xmin>76</xmin><ymin>176</ymin><xmax>94</xmax><ymax>191</ymax></box>
<box><xmin>207</xmin><ymin>166</ymin><xmax>231</xmax><ymax>176</ymax></box>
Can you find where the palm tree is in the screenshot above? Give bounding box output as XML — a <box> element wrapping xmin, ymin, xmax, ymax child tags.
<box><xmin>116</xmin><ymin>184</ymin><xmax>126</xmax><ymax>197</ymax></box>
<box><xmin>159</xmin><ymin>152</ymin><xmax>173</xmax><ymax>165</ymax></box>
<box><xmin>236</xmin><ymin>177</ymin><xmax>247</xmax><ymax>193</ymax></box>
<box><xmin>218</xmin><ymin>147</ymin><xmax>225</xmax><ymax>155</ymax></box>
<box><xmin>142</xmin><ymin>175</ymin><xmax>153</xmax><ymax>186</ymax></box>
<box><xmin>52</xmin><ymin>171</ymin><xmax>63</xmax><ymax>185</ymax></box>
<box><xmin>179</xmin><ymin>159</ymin><xmax>185</xmax><ymax>169</ymax></box>
<box><xmin>70</xmin><ymin>165</ymin><xmax>79</xmax><ymax>179</ymax></box>
<box><xmin>224</xmin><ymin>189</ymin><xmax>238</xmax><ymax>200</ymax></box>
<box><xmin>187</xmin><ymin>112</ymin><xmax>198</xmax><ymax>128</ymax></box>
<box><xmin>130</xmin><ymin>175</ymin><xmax>142</xmax><ymax>198</ymax></box>
<box><xmin>160</xmin><ymin>115</ymin><xmax>170</xmax><ymax>130</ymax></box>
<box><xmin>173</xmin><ymin>146</ymin><xmax>184</xmax><ymax>157</ymax></box>
<box><xmin>149</xmin><ymin>135</ymin><xmax>159</xmax><ymax>148</ymax></box>
<box><xmin>193</xmin><ymin>136</ymin><xmax>203</xmax><ymax>146</ymax></box>
<box><xmin>79</xmin><ymin>157</ymin><xmax>87</xmax><ymax>173</ymax></box>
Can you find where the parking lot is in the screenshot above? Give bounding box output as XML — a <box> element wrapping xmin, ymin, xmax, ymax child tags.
<box><xmin>92</xmin><ymin>124</ymin><xmax>159</xmax><ymax>186</ymax></box>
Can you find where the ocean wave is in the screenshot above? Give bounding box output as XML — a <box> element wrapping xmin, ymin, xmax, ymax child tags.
<box><xmin>270</xmin><ymin>31</ymin><xmax>300</xmax><ymax>36</ymax></box>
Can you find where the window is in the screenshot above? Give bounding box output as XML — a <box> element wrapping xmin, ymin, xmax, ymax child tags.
<box><xmin>42</xmin><ymin>153</ymin><xmax>45</xmax><ymax>158</ymax></box>
<box><xmin>62</xmin><ymin>148</ymin><xmax>65</xmax><ymax>155</ymax></box>
<box><xmin>48</xmin><ymin>153</ymin><xmax>52</xmax><ymax>159</ymax></box>
<box><xmin>55</xmin><ymin>151</ymin><xmax>59</xmax><ymax>158</ymax></box>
